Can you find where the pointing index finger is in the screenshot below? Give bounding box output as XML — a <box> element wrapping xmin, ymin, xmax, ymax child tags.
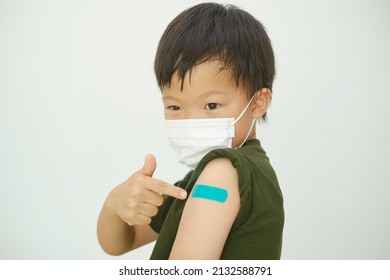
<box><xmin>164</xmin><ymin>185</ymin><xmax>187</xmax><ymax>200</ymax></box>
<box><xmin>147</xmin><ymin>177</ymin><xmax>187</xmax><ymax>200</ymax></box>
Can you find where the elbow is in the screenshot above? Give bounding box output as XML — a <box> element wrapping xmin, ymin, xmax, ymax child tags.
<box><xmin>98</xmin><ymin>239</ymin><xmax>129</xmax><ymax>256</ymax></box>
<box><xmin>102</xmin><ymin>248</ymin><xmax>126</xmax><ymax>257</ymax></box>
<box><xmin>97</xmin><ymin>231</ymin><xmax>131</xmax><ymax>256</ymax></box>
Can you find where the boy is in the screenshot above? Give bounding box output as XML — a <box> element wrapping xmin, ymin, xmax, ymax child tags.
<box><xmin>97</xmin><ymin>2</ymin><xmax>284</xmax><ymax>260</ymax></box>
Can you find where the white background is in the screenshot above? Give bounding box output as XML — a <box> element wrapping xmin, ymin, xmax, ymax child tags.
<box><xmin>0</xmin><ymin>0</ymin><xmax>389</xmax><ymax>259</ymax></box>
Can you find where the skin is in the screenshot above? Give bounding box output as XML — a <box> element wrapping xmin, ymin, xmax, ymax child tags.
<box><xmin>97</xmin><ymin>154</ymin><xmax>186</xmax><ymax>255</ymax></box>
<box><xmin>96</xmin><ymin>59</ymin><xmax>271</xmax><ymax>258</ymax></box>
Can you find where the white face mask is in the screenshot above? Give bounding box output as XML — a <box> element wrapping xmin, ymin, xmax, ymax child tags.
<box><xmin>165</xmin><ymin>94</ymin><xmax>257</xmax><ymax>169</ymax></box>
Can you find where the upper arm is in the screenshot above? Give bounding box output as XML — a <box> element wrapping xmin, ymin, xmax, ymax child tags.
<box><xmin>169</xmin><ymin>158</ymin><xmax>240</xmax><ymax>259</ymax></box>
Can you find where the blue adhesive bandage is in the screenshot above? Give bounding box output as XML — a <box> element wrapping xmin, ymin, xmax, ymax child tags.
<box><xmin>192</xmin><ymin>184</ymin><xmax>228</xmax><ymax>203</ymax></box>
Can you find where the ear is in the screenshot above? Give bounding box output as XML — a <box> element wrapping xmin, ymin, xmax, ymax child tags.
<box><xmin>251</xmin><ymin>88</ymin><xmax>272</xmax><ymax>118</ymax></box>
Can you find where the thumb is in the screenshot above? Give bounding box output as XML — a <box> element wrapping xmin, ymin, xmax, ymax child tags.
<box><xmin>139</xmin><ymin>154</ymin><xmax>156</xmax><ymax>177</ymax></box>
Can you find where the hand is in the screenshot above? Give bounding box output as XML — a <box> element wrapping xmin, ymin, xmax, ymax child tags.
<box><xmin>105</xmin><ymin>154</ymin><xmax>187</xmax><ymax>226</ymax></box>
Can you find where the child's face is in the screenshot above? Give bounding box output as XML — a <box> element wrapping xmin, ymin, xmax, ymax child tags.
<box><xmin>162</xmin><ymin>60</ymin><xmax>256</xmax><ymax>148</ymax></box>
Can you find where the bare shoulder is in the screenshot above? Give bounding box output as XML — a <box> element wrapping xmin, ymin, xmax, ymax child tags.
<box><xmin>194</xmin><ymin>157</ymin><xmax>240</xmax><ymax>212</ymax></box>
<box><xmin>169</xmin><ymin>158</ymin><xmax>240</xmax><ymax>259</ymax></box>
<box><xmin>197</xmin><ymin>157</ymin><xmax>238</xmax><ymax>187</ymax></box>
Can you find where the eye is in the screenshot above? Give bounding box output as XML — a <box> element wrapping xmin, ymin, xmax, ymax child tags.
<box><xmin>204</xmin><ymin>103</ymin><xmax>220</xmax><ymax>110</ymax></box>
<box><xmin>167</xmin><ymin>105</ymin><xmax>181</xmax><ymax>111</ymax></box>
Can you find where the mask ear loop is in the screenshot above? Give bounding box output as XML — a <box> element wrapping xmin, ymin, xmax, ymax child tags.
<box><xmin>237</xmin><ymin>118</ymin><xmax>257</xmax><ymax>148</ymax></box>
<box><xmin>232</xmin><ymin>94</ymin><xmax>256</xmax><ymax>125</ymax></box>
<box><xmin>233</xmin><ymin>93</ymin><xmax>258</xmax><ymax>149</ymax></box>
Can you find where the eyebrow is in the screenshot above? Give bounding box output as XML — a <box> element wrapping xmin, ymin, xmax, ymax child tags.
<box><xmin>162</xmin><ymin>91</ymin><xmax>229</xmax><ymax>101</ymax></box>
<box><xmin>198</xmin><ymin>91</ymin><xmax>229</xmax><ymax>98</ymax></box>
<box><xmin>162</xmin><ymin>95</ymin><xmax>179</xmax><ymax>101</ymax></box>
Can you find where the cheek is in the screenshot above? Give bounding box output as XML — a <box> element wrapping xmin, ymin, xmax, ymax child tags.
<box><xmin>163</xmin><ymin>110</ymin><xmax>171</xmax><ymax>120</ymax></box>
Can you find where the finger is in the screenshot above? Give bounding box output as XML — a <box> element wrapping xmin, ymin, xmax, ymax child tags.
<box><xmin>142</xmin><ymin>176</ymin><xmax>187</xmax><ymax>200</ymax></box>
<box><xmin>163</xmin><ymin>184</ymin><xmax>187</xmax><ymax>200</ymax></box>
<box><xmin>138</xmin><ymin>154</ymin><xmax>156</xmax><ymax>177</ymax></box>
<box><xmin>141</xmin><ymin>190</ymin><xmax>164</xmax><ymax>207</ymax></box>
<box><xmin>129</xmin><ymin>214</ymin><xmax>151</xmax><ymax>226</ymax></box>
<box><xmin>137</xmin><ymin>203</ymin><xmax>159</xmax><ymax>217</ymax></box>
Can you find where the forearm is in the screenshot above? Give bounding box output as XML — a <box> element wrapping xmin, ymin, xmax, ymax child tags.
<box><xmin>97</xmin><ymin>204</ymin><xmax>134</xmax><ymax>256</ymax></box>
<box><xmin>96</xmin><ymin>155</ymin><xmax>183</xmax><ymax>256</ymax></box>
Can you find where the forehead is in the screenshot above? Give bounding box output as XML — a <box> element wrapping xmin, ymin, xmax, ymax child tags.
<box><xmin>163</xmin><ymin>60</ymin><xmax>237</xmax><ymax>95</ymax></box>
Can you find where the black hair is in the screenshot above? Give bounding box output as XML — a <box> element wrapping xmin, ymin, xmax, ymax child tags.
<box><xmin>154</xmin><ymin>2</ymin><xmax>275</xmax><ymax>119</ymax></box>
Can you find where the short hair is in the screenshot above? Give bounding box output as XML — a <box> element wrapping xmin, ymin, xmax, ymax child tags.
<box><xmin>154</xmin><ymin>2</ymin><xmax>275</xmax><ymax>119</ymax></box>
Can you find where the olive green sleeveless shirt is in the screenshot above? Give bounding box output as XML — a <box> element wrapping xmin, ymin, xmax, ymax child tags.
<box><xmin>150</xmin><ymin>139</ymin><xmax>284</xmax><ymax>259</ymax></box>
